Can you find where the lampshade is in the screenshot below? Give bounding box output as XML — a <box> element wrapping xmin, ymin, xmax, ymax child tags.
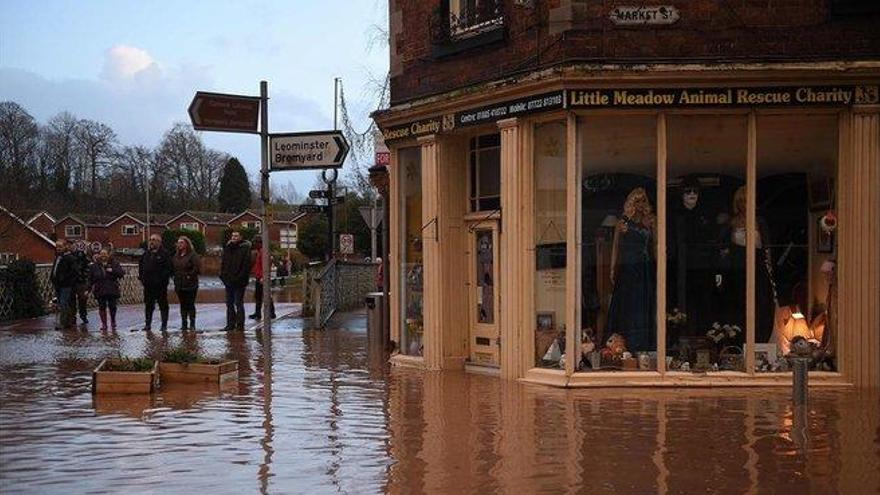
<box><xmin>601</xmin><ymin>214</ymin><xmax>619</xmax><ymax>227</ymax></box>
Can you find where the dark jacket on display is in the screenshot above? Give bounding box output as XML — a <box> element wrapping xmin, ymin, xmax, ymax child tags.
<box><xmin>89</xmin><ymin>260</ymin><xmax>125</xmax><ymax>299</ymax></box>
<box><xmin>50</xmin><ymin>252</ymin><xmax>78</xmax><ymax>289</ymax></box>
<box><xmin>221</xmin><ymin>240</ymin><xmax>252</xmax><ymax>288</ymax></box>
<box><xmin>139</xmin><ymin>248</ymin><xmax>173</xmax><ymax>288</ymax></box>
<box><xmin>172</xmin><ymin>251</ymin><xmax>202</xmax><ymax>291</ymax></box>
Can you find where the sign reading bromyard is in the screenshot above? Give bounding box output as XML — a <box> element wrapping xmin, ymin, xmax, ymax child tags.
<box><xmin>269</xmin><ymin>131</ymin><xmax>350</xmax><ymax>170</ymax></box>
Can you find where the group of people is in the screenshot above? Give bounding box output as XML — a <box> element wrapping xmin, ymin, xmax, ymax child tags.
<box><xmin>50</xmin><ymin>228</ymin><xmax>276</xmax><ymax>332</ymax></box>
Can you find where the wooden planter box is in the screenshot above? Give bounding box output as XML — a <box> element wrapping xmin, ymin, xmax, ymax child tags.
<box><xmin>159</xmin><ymin>360</ymin><xmax>238</xmax><ymax>384</ymax></box>
<box><xmin>92</xmin><ymin>359</ymin><xmax>159</xmax><ymax>394</ymax></box>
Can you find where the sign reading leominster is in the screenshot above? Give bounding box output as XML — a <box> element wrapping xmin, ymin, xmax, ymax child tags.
<box><xmin>270</xmin><ymin>131</ymin><xmax>350</xmax><ymax>170</ymax></box>
<box><xmin>379</xmin><ymin>85</ymin><xmax>878</xmax><ymax>142</ymax></box>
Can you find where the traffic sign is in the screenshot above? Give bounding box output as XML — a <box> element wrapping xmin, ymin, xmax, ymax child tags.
<box><xmin>270</xmin><ymin>131</ymin><xmax>350</xmax><ymax>170</ymax></box>
<box><xmin>299</xmin><ymin>204</ymin><xmax>328</xmax><ymax>213</ymax></box>
<box><xmin>339</xmin><ymin>234</ymin><xmax>354</xmax><ymax>255</ymax></box>
<box><xmin>309</xmin><ymin>189</ymin><xmax>331</xmax><ymax>199</ymax></box>
<box><xmin>188</xmin><ymin>92</ymin><xmax>260</xmax><ymax>133</ymax></box>
<box><xmin>329</xmin><ymin>195</ymin><xmax>346</xmax><ymax>205</ymax></box>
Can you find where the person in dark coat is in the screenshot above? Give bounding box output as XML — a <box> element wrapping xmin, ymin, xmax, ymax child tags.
<box><xmin>220</xmin><ymin>230</ymin><xmax>251</xmax><ymax>331</ymax></box>
<box><xmin>89</xmin><ymin>248</ymin><xmax>124</xmax><ymax>331</ymax></box>
<box><xmin>248</xmin><ymin>237</ymin><xmax>275</xmax><ymax>321</ymax></box>
<box><xmin>50</xmin><ymin>240</ymin><xmax>78</xmax><ymax>330</ymax></box>
<box><xmin>138</xmin><ymin>233</ymin><xmax>173</xmax><ymax>332</ymax></box>
<box><xmin>70</xmin><ymin>243</ymin><xmax>91</xmax><ymax>325</ymax></box>
<box><xmin>172</xmin><ymin>236</ymin><xmax>201</xmax><ymax>331</ymax></box>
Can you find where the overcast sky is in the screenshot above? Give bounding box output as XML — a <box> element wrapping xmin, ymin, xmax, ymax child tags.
<box><xmin>0</xmin><ymin>0</ymin><xmax>389</xmax><ymax>197</ymax></box>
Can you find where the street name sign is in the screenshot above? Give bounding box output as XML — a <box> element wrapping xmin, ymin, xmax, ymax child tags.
<box><xmin>329</xmin><ymin>195</ymin><xmax>346</xmax><ymax>205</ymax></box>
<box><xmin>270</xmin><ymin>131</ymin><xmax>350</xmax><ymax>170</ymax></box>
<box><xmin>188</xmin><ymin>92</ymin><xmax>260</xmax><ymax>133</ymax></box>
<box><xmin>309</xmin><ymin>189</ymin><xmax>331</xmax><ymax>199</ymax></box>
<box><xmin>299</xmin><ymin>204</ymin><xmax>328</xmax><ymax>213</ymax></box>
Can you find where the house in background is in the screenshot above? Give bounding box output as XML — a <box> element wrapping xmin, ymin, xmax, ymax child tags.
<box><xmin>164</xmin><ymin>211</ymin><xmax>236</xmax><ymax>247</ymax></box>
<box><xmin>25</xmin><ymin>211</ymin><xmax>56</xmax><ymax>238</ymax></box>
<box><xmin>0</xmin><ymin>206</ymin><xmax>56</xmax><ymax>264</ymax></box>
<box><xmin>53</xmin><ymin>214</ymin><xmax>113</xmax><ymax>246</ymax></box>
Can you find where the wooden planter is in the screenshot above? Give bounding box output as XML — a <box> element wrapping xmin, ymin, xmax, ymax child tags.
<box><xmin>92</xmin><ymin>359</ymin><xmax>159</xmax><ymax>394</ymax></box>
<box><xmin>158</xmin><ymin>360</ymin><xmax>238</xmax><ymax>384</ymax></box>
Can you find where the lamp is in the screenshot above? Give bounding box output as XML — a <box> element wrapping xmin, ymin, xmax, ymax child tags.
<box><xmin>601</xmin><ymin>214</ymin><xmax>619</xmax><ymax>228</ymax></box>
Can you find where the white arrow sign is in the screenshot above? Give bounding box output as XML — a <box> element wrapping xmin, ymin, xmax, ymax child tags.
<box><xmin>269</xmin><ymin>131</ymin><xmax>349</xmax><ymax>170</ymax></box>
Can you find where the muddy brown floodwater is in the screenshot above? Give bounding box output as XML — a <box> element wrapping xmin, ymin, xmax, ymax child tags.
<box><xmin>1</xmin><ymin>311</ymin><xmax>879</xmax><ymax>494</ymax></box>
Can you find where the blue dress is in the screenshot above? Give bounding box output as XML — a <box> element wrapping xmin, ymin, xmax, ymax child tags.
<box><xmin>607</xmin><ymin>217</ymin><xmax>656</xmax><ymax>353</ymax></box>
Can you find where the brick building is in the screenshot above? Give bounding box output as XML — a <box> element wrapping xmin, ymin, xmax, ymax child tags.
<box><xmin>373</xmin><ymin>1</ymin><xmax>880</xmax><ymax>387</ymax></box>
<box><xmin>0</xmin><ymin>207</ymin><xmax>56</xmax><ymax>264</ymax></box>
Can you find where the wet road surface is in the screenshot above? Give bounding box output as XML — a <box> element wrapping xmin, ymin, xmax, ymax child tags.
<box><xmin>1</xmin><ymin>310</ymin><xmax>879</xmax><ymax>494</ymax></box>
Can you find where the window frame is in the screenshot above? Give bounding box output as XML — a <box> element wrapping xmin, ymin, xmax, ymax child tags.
<box><xmin>468</xmin><ymin>133</ymin><xmax>502</xmax><ymax>213</ymax></box>
<box><xmin>65</xmin><ymin>224</ymin><xmax>83</xmax><ymax>238</ymax></box>
<box><xmin>121</xmin><ymin>224</ymin><xmax>139</xmax><ymax>236</ymax></box>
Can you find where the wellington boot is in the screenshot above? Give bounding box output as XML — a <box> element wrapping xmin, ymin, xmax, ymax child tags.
<box><xmin>98</xmin><ymin>308</ymin><xmax>108</xmax><ymax>331</ymax></box>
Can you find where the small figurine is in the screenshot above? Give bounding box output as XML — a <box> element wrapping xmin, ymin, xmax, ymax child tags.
<box><xmin>681</xmin><ymin>362</ymin><xmax>691</xmax><ymax>372</ymax></box>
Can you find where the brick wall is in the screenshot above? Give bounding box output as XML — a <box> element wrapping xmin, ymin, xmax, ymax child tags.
<box><xmin>389</xmin><ymin>0</ymin><xmax>880</xmax><ymax>104</ymax></box>
<box><xmin>105</xmin><ymin>220</ymin><xmax>144</xmax><ymax>250</ymax></box>
<box><xmin>0</xmin><ymin>214</ymin><xmax>55</xmax><ymax>264</ymax></box>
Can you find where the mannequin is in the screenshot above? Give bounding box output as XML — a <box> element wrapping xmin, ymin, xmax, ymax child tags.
<box><xmin>719</xmin><ymin>186</ymin><xmax>775</xmax><ymax>343</ymax></box>
<box><xmin>607</xmin><ymin>187</ymin><xmax>656</xmax><ymax>354</ymax></box>
<box><xmin>667</xmin><ymin>177</ymin><xmax>716</xmax><ymax>337</ymax></box>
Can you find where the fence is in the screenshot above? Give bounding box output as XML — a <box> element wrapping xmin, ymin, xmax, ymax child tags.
<box><xmin>303</xmin><ymin>260</ymin><xmax>377</xmax><ymax>328</ymax></box>
<box><xmin>0</xmin><ymin>263</ymin><xmax>143</xmax><ymax>321</ymax></box>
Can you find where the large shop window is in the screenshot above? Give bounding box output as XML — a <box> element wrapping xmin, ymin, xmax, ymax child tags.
<box><xmin>533</xmin><ymin>121</ymin><xmax>568</xmax><ymax>369</ymax></box>
<box><xmin>578</xmin><ymin>116</ymin><xmax>658</xmax><ymax>372</ymax></box>
<box><xmin>666</xmin><ymin>115</ymin><xmax>747</xmax><ymax>372</ymax></box>
<box><xmin>469</xmin><ymin>133</ymin><xmax>501</xmax><ymax>212</ymax></box>
<box><xmin>399</xmin><ymin>147</ymin><xmax>424</xmax><ymax>356</ymax></box>
<box><xmin>755</xmin><ymin>114</ymin><xmax>837</xmax><ymax>372</ymax></box>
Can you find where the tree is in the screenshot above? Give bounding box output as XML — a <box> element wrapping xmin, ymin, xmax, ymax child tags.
<box><xmin>43</xmin><ymin>112</ymin><xmax>80</xmax><ymax>197</ymax></box>
<box><xmin>218</xmin><ymin>157</ymin><xmax>251</xmax><ymax>213</ymax></box>
<box><xmin>0</xmin><ymin>102</ymin><xmax>39</xmax><ymax>206</ymax></box>
<box><xmin>155</xmin><ymin>123</ymin><xmax>226</xmax><ymax>211</ymax></box>
<box><xmin>162</xmin><ymin>228</ymin><xmax>206</xmax><ymax>255</ymax></box>
<box><xmin>74</xmin><ymin>119</ymin><xmax>117</xmax><ymax>200</ymax></box>
<box><xmin>297</xmin><ymin>214</ymin><xmax>329</xmax><ymax>260</ymax></box>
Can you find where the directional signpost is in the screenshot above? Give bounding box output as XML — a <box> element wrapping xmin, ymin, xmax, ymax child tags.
<box><xmin>270</xmin><ymin>131</ymin><xmax>349</xmax><ymax>170</ymax></box>
<box><xmin>309</xmin><ymin>189</ymin><xmax>331</xmax><ymax>199</ymax></box>
<box><xmin>187</xmin><ymin>81</ymin><xmax>350</xmax><ymax>334</ymax></box>
<box><xmin>299</xmin><ymin>204</ymin><xmax>328</xmax><ymax>214</ymax></box>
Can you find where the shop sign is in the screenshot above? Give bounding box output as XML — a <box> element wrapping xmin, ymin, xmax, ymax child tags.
<box><xmin>454</xmin><ymin>90</ymin><xmax>565</xmax><ymax>128</ymax></box>
<box><xmin>609</xmin><ymin>6</ymin><xmax>680</xmax><ymax>26</ymax></box>
<box><xmin>568</xmin><ymin>85</ymin><xmax>876</xmax><ymax>109</ymax></box>
<box><xmin>379</xmin><ymin>84</ymin><xmax>878</xmax><ymax>142</ymax></box>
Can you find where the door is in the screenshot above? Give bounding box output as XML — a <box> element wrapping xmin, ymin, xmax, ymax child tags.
<box><xmin>468</xmin><ymin>220</ymin><xmax>500</xmax><ymax>365</ymax></box>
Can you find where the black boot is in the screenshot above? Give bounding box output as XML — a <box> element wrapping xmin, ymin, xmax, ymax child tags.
<box><xmin>142</xmin><ymin>307</ymin><xmax>153</xmax><ymax>332</ymax></box>
<box><xmin>190</xmin><ymin>313</ymin><xmax>196</xmax><ymax>331</ymax></box>
<box><xmin>181</xmin><ymin>313</ymin><xmax>188</xmax><ymax>331</ymax></box>
<box><xmin>224</xmin><ymin>308</ymin><xmax>235</xmax><ymax>331</ymax></box>
<box><xmin>160</xmin><ymin>309</ymin><xmax>169</xmax><ymax>332</ymax></box>
<box><xmin>235</xmin><ymin>310</ymin><xmax>246</xmax><ymax>331</ymax></box>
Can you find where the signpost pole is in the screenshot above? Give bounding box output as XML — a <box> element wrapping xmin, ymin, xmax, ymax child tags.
<box><xmin>260</xmin><ymin>80</ymin><xmax>272</xmax><ymax>333</ymax></box>
<box><xmin>327</xmin><ymin>179</ymin><xmax>334</xmax><ymax>260</ymax></box>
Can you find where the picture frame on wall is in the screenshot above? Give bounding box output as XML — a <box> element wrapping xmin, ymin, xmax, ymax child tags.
<box><xmin>537</xmin><ymin>311</ymin><xmax>555</xmax><ymax>332</ymax></box>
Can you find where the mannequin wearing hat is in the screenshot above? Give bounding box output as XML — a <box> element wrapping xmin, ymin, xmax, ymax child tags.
<box><xmin>666</xmin><ymin>177</ymin><xmax>717</xmax><ymax>338</ymax></box>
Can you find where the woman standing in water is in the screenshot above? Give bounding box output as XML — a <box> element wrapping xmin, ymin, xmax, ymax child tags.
<box><xmin>172</xmin><ymin>236</ymin><xmax>201</xmax><ymax>331</ymax></box>
<box><xmin>88</xmin><ymin>248</ymin><xmax>125</xmax><ymax>331</ymax></box>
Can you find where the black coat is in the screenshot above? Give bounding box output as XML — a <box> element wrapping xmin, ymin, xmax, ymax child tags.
<box><xmin>220</xmin><ymin>240</ymin><xmax>252</xmax><ymax>288</ymax></box>
<box><xmin>89</xmin><ymin>260</ymin><xmax>125</xmax><ymax>298</ymax></box>
<box><xmin>71</xmin><ymin>250</ymin><xmax>91</xmax><ymax>285</ymax></box>
<box><xmin>139</xmin><ymin>248</ymin><xmax>173</xmax><ymax>288</ymax></box>
<box><xmin>50</xmin><ymin>252</ymin><xmax>78</xmax><ymax>289</ymax></box>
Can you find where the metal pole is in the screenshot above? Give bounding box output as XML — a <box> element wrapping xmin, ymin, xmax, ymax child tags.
<box><xmin>370</xmin><ymin>204</ymin><xmax>377</xmax><ymax>260</ymax></box>
<box><xmin>144</xmin><ymin>168</ymin><xmax>151</xmax><ymax>242</ymax></box>
<box><xmin>327</xmin><ymin>180</ymin><xmax>334</xmax><ymax>259</ymax></box>
<box><xmin>260</xmin><ymin>80</ymin><xmax>272</xmax><ymax>334</ymax></box>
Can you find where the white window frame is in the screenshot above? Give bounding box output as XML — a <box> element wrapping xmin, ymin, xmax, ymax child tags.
<box><xmin>280</xmin><ymin>226</ymin><xmax>298</xmax><ymax>249</ymax></box>
<box><xmin>121</xmin><ymin>224</ymin><xmax>139</xmax><ymax>236</ymax></box>
<box><xmin>65</xmin><ymin>225</ymin><xmax>83</xmax><ymax>238</ymax></box>
<box><xmin>180</xmin><ymin>222</ymin><xmax>200</xmax><ymax>232</ymax></box>
<box><xmin>242</xmin><ymin>220</ymin><xmax>262</xmax><ymax>233</ymax></box>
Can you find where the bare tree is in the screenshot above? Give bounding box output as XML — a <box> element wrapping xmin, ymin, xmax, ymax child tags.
<box><xmin>0</xmin><ymin>102</ymin><xmax>39</xmax><ymax>206</ymax></box>
<box><xmin>75</xmin><ymin>119</ymin><xmax>117</xmax><ymax>200</ymax></box>
<box><xmin>43</xmin><ymin>112</ymin><xmax>81</xmax><ymax>198</ymax></box>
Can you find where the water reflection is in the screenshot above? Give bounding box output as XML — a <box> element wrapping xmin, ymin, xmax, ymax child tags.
<box><xmin>1</xmin><ymin>314</ymin><xmax>879</xmax><ymax>493</ymax></box>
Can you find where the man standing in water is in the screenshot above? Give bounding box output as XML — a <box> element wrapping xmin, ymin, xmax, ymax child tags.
<box><xmin>138</xmin><ymin>234</ymin><xmax>172</xmax><ymax>332</ymax></box>
<box><xmin>50</xmin><ymin>239</ymin><xmax>77</xmax><ymax>330</ymax></box>
<box><xmin>221</xmin><ymin>230</ymin><xmax>252</xmax><ymax>331</ymax></box>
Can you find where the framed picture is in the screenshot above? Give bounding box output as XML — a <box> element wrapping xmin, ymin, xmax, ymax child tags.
<box><xmin>536</xmin><ymin>311</ymin><xmax>555</xmax><ymax>332</ymax></box>
<box><xmin>817</xmin><ymin>218</ymin><xmax>834</xmax><ymax>253</ymax></box>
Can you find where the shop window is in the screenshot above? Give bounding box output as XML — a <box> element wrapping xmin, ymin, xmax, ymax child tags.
<box><xmin>399</xmin><ymin>147</ymin><xmax>424</xmax><ymax>357</ymax></box>
<box><xmin>665</xmin><ymin>115</ymin><xmax>748</xmax><ymax>372</ymax></box>
<box><xmin>533</xmin><ymin>121</ymin><xmax>567</xmax><ymax>369</ymax></box>
<box><xmin>65</xmin><ymin>225</ymin><xmax>82</xmax><ymax>238</ymax></box>
<box><xmin>469</xmin><ymin>133</ymin><xmax>501</xmax><ymax>212</ymax></box>
<box><xmin>756</xmin><ymin>114</ymin><xmax>838</xmax><ymax>372</ymax></box>
<box><xmin>578</xmin><ymin>115</ymin><xmax>657</xmax><ymax>372</ymax></box>
<box><xmin>121</xmin><ymin>224</ymin><xmax>139</xmax><ymax>236</ymax></box>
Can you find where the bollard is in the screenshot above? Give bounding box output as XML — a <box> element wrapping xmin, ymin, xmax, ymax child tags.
<box><xmin>788</xmin><ymin>336</ymin><xmax>813</xmax><ymax>406</ymax></box>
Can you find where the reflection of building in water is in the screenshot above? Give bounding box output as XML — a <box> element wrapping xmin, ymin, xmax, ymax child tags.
<box><xmin>373</xmin><ymin>1</ymin><xmax>880</xmax><ymax>388</ymax></box>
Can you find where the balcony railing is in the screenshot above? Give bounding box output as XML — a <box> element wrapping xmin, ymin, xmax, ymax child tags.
<box><xmin>449</xmin><ymin>0</ymin><xmax>504</xmax><ymax>40</ymax></box>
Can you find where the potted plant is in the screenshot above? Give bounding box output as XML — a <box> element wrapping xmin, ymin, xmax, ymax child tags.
<box><xmin>158</xmin><ymin>344</ymin><xmax>238</xmax><ymax>384</ymax></box>
<box><xmin>92</xmin><ymin>357</ymin><xmax>159</xmax><ymax>394</ymax></box>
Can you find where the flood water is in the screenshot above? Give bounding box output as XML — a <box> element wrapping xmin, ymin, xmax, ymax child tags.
<box><xmin>1</xmin><ymin>312</ymin><xmax>879</xmax><ymax>494</ymax></box>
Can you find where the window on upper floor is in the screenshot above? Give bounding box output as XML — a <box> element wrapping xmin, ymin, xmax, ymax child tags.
<box><xmin>242</xmin><ymin>221</ymin><xmax>262</xmax><ymax>233</ymax></box>
<box><xmin>65</xmin><ymin>225</ymin><xmax>82</xmax><ymax>238</ymax></box>
<box><xmin>449</xmin><ymin>0</ymin><xmax>503</xmax><ymax>38</ymax></box>
<box><xmin>0</xmin><ymin>252</ymin><xmax>17</xmax><ymax>266</ymax></box>
<box><xmin>121</xmin><ymin>224</ymin><xmax>139</xmax><ymax>236</ymax></box>
<box><xmin>180</xmin><ymin>222</ymin><xmax>200</xmax><ymax>232</ymax></box>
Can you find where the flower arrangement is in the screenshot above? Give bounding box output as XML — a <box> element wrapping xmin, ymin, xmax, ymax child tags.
<box><xmin>706</xmin><ymin>322</ymin><xmax>742</xmax><ymax>346</ymax></box>
<box><xmin>819</xmin><ymin>210</ymin><xmax>837</xmax><ymax>234</ymax></box>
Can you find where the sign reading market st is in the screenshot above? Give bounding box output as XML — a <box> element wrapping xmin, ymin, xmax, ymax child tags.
<box><xmin>380</xmin><ymin>84</ymin><xmax>878</xmax><ymax>142</ymax></box>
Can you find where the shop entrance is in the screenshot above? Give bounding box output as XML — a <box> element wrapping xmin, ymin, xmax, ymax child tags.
<box><xmin>467</xmin><ymin>220</ymin><xmax>500</xmax><ymax>366</ymax></box>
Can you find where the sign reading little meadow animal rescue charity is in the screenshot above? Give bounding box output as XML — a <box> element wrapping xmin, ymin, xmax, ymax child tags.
<box><xmin>269</xmin><ymin>131</ymin><xmax>350</xmax><ymax>170</ymax></box>
<box><xmin>187</xmin><ymin>92</ymin><xmax>260</xmax><ymax>133</ymax></box>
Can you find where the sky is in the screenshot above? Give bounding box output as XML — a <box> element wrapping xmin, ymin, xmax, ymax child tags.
<box><xmin>0</xmin><ymin>0</ymin><xmax>389</xmax><ymax>198</ymax></box>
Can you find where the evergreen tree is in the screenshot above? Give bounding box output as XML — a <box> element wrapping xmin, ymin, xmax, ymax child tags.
<box><xmin>218</xmin><ymin>157</ymin><xmax>251</xmax><ymax>213</ymax></box>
